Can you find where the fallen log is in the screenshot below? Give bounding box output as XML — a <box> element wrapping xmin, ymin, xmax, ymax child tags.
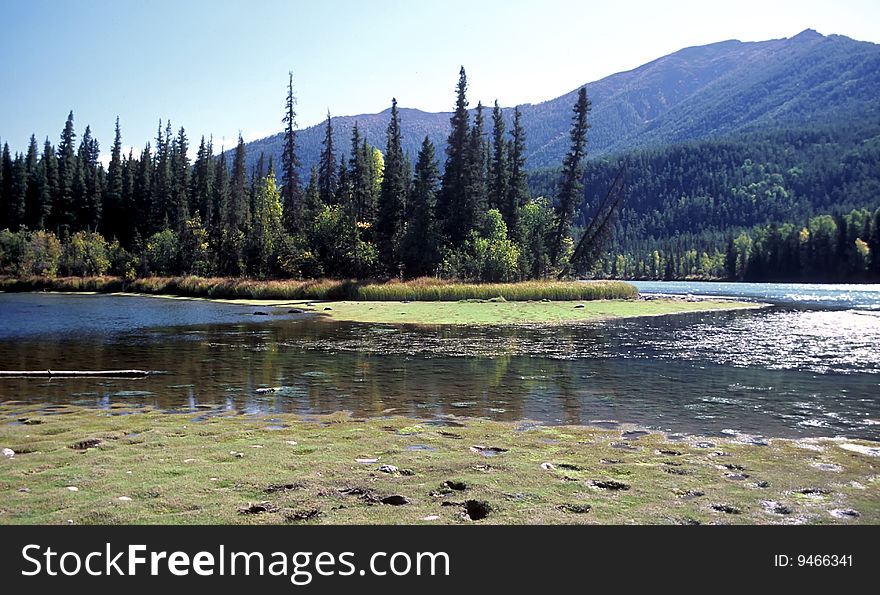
<box><xmin>0</xmin><ymin>370</ymin><xmax>153</xmax><ymax>378</ymax></box>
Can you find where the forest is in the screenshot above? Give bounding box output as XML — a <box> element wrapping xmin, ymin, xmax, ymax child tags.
<box><xmin>532</xmin><ymin>122</ymin><xmax>880</xmax><ymax>281</ymax></box>
<box><xmin>0</xmin><ymin>69</ymin><xmax>595</xmax><ymax>284</ymax></box>
<box><xmin>2</xmin><ymin>68</ymin><xmax>879</xmax><ymax>283</ymax></box>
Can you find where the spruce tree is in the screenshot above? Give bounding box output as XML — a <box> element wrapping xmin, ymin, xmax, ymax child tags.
<box><xmin>0</xmin><ymin>143</ymin><xmax>14</xmax><ymax>228</ymax></box>
<box><xmin>464</xmin><ymin>100</ymin><xmax>487</xmax><ymax>230</ymax></box>
<box><xmin>304</xmin><ymin>165</ymin><xmax>321</xmax><ymax>220</ymax></box>
<box><xmin>105</xmin><ymin>117</ymin><xmax>124</xmax><ymax>239</ymax></box>
<box><xmin>75</xmin><ymin>125</ymin><xmax>101</xmax><ymax>231</ymax></box>
<box><xmin>134</xmin><ymin>142</ymin><xmax>153</xmax><ymax>239</ymax></box>
<box><xmin>41</xmin><ymin>139</ymin><xmax>58</xmax><ymax>229</ymax></box>
<box><xmin>318</xmin><ymin>111</ymin><xmax>338</xmax><ymax>205</ymax></box>
<box><xmin>8</xmin><ymin>153</ymin><xmax>27</xmax><ymax>229</ymax></box>
<box><xmin>437</xmin><ymin>67</ymin><xmax>471</xmax><ymax>246</ymax></box>
<box><xmin>550</xmin><ymin>87</ymin><xmax>591</xmax><ymax>268</ymax></box>
<box><xmin>488</xmin><ymin>101</ymin><xmax>508</xmax><ymax>218</ymax></box>
<box><xmin>191</xmin><ymin>136</ymin><xmax>215</xmax><ymax>227</ymax></box>
<box><xmin>53</xmin><ymin>111</ymin><xmax>77</xmax><ymax>236</ymax></box>
<box><xmin>281</xmin><ymin>72</ymin><xmax>303</xmax><ymax>234</ymax></box>
<box><xmin>506</xmin><ymin>107</ymin><xmax>529</xmax><ymax>240</ymax></box>
<box><xmin>151</xmin><ymin>120</ymin><xmax>172</xmax><ymax>232</ymax></box>
<box><xmin>376</xmin><ymin>98</ymin><xmax>408</xmax><ymax>274</ymax></box>
<box><xmin>402</xmin><ymin>136</ymin><xmax>441</xmax><ymax>277</ymax></box>
<box><xmin>171</xmin><ymin>126</ymin><xmax>190</xmax><ymax>231</ymax></box>
<box><xmin>229</xmin><ymin>134</ymin><xmax>249</xmax><ymax>232</ymax></box>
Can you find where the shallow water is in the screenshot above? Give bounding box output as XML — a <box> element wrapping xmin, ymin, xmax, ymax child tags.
<box><xmin>0</xmin><ymin>289</ymin><xmax>878</xmax><ymax>440</ymax></box>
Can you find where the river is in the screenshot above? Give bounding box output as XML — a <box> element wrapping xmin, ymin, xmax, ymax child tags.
<box><xmin>0</xmin><ymin>283</ymin><xmax>878</xmax><ymax>441</ymax></box>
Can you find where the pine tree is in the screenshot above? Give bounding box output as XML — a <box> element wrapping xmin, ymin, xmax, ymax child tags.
<box><xmin>281</xmin><ymin>72</ymin><xmax>303</xmax><ymax>234</ymax></box>
<box><xmin>402</xmin><ymin>136</ymin><xmax>441</xmax><ymax>277</ymax></box>
<box><xmin>318</xmin><ymin>111</ymin><xmax>338</xmax><ymax>205</ymax></box>
<box><xmin>550</xmin><ymin>87</ymin><xmax>591</xmax><ymax>268</ymax></box>
<box><xmin>350</xmin><ymin>123</ymin><xmax>376</xmax><ymax>223</ymax></box>
<box><xmin>104</xmin><ymin>117</ymin><xmax>124</xmax><ymax>240</ymax></box>
<box><xmin>506</xmin><ymin>107</ymin><xmax>529</xmax><ymax>241</ymax></box>
<box><xmin>488</xmin><ymin>101</ymin><xmax>509</xmax><ymax>219</ymax></box>
<box><xmin>53</xmin><ymin>111</ymin><xmax>77</xmax><ymax>236</ymax></box>
<box><xmin>23</xmin><ymin>135</ymin><xmax>43</xmax><ymax>229</ymax></box>
<box><xmin>437</xmin><ymin>67</ymin><xmax>471</xmax><ymax>246</ymax></box>
<box><xmin>376</xmin><ymin>98</ymin><xmax>408</xmax><ymax>274</ymax></box>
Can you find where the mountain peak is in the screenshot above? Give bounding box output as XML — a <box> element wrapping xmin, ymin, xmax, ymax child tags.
<box><xmin>791</xmin><ymin>28</ymin><xmax>823</xmax><ymax>41</ymax></box>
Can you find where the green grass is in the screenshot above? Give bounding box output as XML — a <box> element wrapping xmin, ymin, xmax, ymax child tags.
<box><xmin>0</xmin><ymin>275</ymin><xmax>637</xmax><ymax>302</ymax></box>
<box><xmin>0</xmin><ymin>404</ymin><xmax>876</xmax><ymax>525</ymax></box>
<box><xmin>297</xmin><ymin>298</ymin><xmax>758</xmax><ymax>325</ymax></box>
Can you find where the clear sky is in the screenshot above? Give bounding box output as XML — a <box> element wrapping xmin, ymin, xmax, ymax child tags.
<box><xmin>1</xmin><ymin>0</ymin><xmax>878</xmax><ymax>160</ymax></box>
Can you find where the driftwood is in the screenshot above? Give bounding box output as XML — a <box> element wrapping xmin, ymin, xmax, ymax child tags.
<box><xmin>0</xmin><ymin>370</ymin><xmax>152</xmax><ymax>378</ymax></box>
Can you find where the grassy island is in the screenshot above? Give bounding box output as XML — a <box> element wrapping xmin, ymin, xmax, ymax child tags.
<box><xmin>1</xmin><ymin>275</ymin><xmax>760</xmax><ymax>325</ymax></box>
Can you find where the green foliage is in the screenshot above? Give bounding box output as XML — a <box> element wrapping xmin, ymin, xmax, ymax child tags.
<box><xmin>439</xmin><ymin>210</ymin><xmax>520</xmax><ymax>282</ymax></box>
<box><xmin>144</xmin><ymin>229</ymin><xmax>180</xmax><ymax>277</ymax></box>
<box><xmin>60</xmin><ymin>231</ymin><xmax>110</xmax><ymax>276</ymax></box>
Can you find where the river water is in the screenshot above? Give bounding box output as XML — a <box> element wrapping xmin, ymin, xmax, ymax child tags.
<box><xmin>0</xmin><ymin>284</ymin><xmax>878</xmax><ymax>441</ymax></box>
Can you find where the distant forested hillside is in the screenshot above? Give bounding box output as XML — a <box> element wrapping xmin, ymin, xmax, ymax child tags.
<box><xmin>240</xmin><ymin>29</ymin><xmax>880</xmax><ymax>174</ymax></box>
<box><xmin>528</xmin><ymin>121</ymin><xmax>880</xmax><ymax>281</ymax></box>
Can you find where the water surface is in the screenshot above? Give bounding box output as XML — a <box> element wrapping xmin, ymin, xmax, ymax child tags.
<box><xmin>0</xmin><ymin>289</ymin><xmax>877</xmax><ymax>441</ymax></box>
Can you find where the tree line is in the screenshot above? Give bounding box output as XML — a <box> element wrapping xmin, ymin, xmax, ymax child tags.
<box><xmin>0</xmin><ymin>69</ymin><xmax>599</xmax><ymax>282</ymax></box>
<box><xmin>529</xmin><ymin>123</ymin><xmax>880</xmax><ymax>282</ymax></box>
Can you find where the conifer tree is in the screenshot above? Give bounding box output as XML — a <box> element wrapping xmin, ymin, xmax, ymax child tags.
<box><xmin>304</xmin><ymin>165</ymin><xmax>321</xmax><ymax>220</ymax></box>
<box><xmin>134</xmin><ymin>142</ymin><xmax>153</xmax><ymax>239</ymax></box>
<box><xmin>550</xmin><ymin>87</ymin><xmax>591</xmax><ymax>268</ymax></box>
<box><xmin>376</xmin><ymin>98</ymin><xmax>408</xmax><ymax>274</ymax></box>
<box><xmin>105</xmin><ymin>117</ymin><xmax>124</xmax><ymax>239</ymax></box>
<box><xmin>151</xmin><ymin>120</ymin><xmax>172</xmax><ymax>232</ymax></box>
<box><xmin>170</xmin><ymin>126</ymin><xmax>190</xmax><ymax>231</ymax></box>
<box><xmin>488</xmin><ymin>101</ymin><xmax>508</xmax><ymax>219</ymax></box>
<box><xmin>191</xmin><ymin>136</ymin><xmax>215</xmax><ymax>227</ymax></box>
<box><xmin>402</xmin><ymin>136</ymin><xmax>441</xmax><ymax>277</ymax></box>
<box><xmin>53</xmin><ymin>111</ymin><xmax>77</xmax><ymax>236</ymax></box>
<box><xmin>75</xmin><ymin>125</ymin><xmax>101</xmax><ymax>230</ymax></box>
<box><xmin>318</xmin><ymin>111</ymin><xmax>338</xmax><ymax>205</ymax></box>
<box><xmin>281</xmin><ymin>72</ymin><xmax>303</xmax><ymax>234</ymax></box>
<box><xmin>8</xmin><ymin>153</ymin><xmax>27</xmax><ymax>228</ymax></box>
<box><xmin>464</xmin><ymin>100</ymin><xmax>487</xmax><ymax>231</ymax></box>
<box><xmin>229</xmin><ymin>134</ymin><xmax>249</xmax><ymax>232</ymax></box>
<box><xmin>437</xmin><ymin>67</ymin><xmax>471</xmax><ymax>246</ymax></box>
<box><xmin>0</xmin><ymin>143</ymin><xmax>14</xmax><ymax>228</ymax></box>
<box><xmin>506</xmin><ymin>107</ymin><xmax>529</xmax><ymax>240</ymax></box>
<box><xmin>41</xmin><ymin>139</ymin><xmax>58</xmax><ymax>228</ymax></box>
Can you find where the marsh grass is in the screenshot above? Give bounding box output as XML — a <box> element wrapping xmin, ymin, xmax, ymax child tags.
<box><xmin>0</xmin><ymin>404</ymin><xmax>876</xmax><ymax>525</ymax></box>
<box><xmin>0</xmin><ymin>276</ymin><xmax>637</xmax><ymax>302</ymax></box>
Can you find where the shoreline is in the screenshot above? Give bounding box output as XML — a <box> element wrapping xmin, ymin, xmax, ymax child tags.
<box><xmin>4</xmin><ymin>288</ymin><xmax>763</xmax><ymax>326</ymax></box>
<box><xmin>1</xmin><ymin>404</ymin><xmax>876</xmax><ymax>525</ymax></box>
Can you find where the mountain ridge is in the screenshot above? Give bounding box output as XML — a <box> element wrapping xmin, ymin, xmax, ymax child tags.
<box><xmin>238</xmin><ymin>29</ymin><xmax>880</xmax><ymax>174</ymax></box>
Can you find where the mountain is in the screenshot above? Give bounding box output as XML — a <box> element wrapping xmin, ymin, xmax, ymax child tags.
<box><xmin>239</xmin><ymin>29</ymin><xmax>880</xmax><ymax>174</ymax></box>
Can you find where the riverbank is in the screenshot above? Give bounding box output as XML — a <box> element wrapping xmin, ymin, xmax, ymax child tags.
<box><xmin>1</xmin><ymin>275</ymin><xmax>761</xmax><ymax>325</ymax></box>
<box><xmin>0</xmin><ymin>275</ymin><xmax>638</xmax><ymax>302</ymax></box>
<box><xmin>0</xmin><ymin>404</ymin><xmax>875</xmax><ymax>524</ymax></box>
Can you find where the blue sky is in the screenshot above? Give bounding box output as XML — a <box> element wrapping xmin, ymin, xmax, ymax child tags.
<box><xmin>1</xmin><ymin>0</ymin><xmax>878</xmax><ymax>160</ymax></box>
